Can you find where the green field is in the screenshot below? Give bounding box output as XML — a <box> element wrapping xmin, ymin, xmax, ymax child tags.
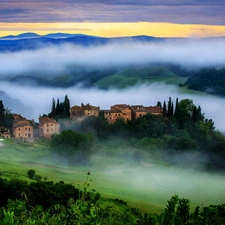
<box><xmin>1</xmin><ymin>139</ymin><xmax>225</xmax><ymax>214</ymax></box>
<box><xmin>94</xmin><ymin>65</ymin><xmax>188</xmax><ymax>89</ymax></box>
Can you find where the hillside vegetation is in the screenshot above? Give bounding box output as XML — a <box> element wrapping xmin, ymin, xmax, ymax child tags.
<box><xmin>181</xmin><ymin>67</ymin><xmax>225</xmax><ymax>96</ymax></box>
<box><xmin>2</xmin><ymin>63</ymin><xmax>191</xmax><ymax>89</ymax></box>
<box><xmin>94</xmin><ymin>64</ymin><xmax>188</xmax><ymax>89</ymax></box>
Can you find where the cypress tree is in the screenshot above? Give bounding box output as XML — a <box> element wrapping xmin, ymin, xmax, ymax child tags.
<box><xmin>157</xmin><ymin>101</ymin><xmax>162</xmax><ymax>108</ymax></box>
<box><xmin>162</xmin><ymin>101</ymin><xmax>167</xmax><ymax>117</ymax></box>
<box><xmin>168</xmin><ymin>97</ymin><xmax>173</xmax><ymax>117</ymax></box>
<box><xmin>0</xmin><ymin>100</ymin><xmax>5</xmax><ymax>124</ymax></box>
<box><xmin>50</xmin><ymin>98</ymin><xmax>56</xmax><ymax>119</ymax></box>
<box><xmin>56</xmin><ymin>98</ymin><xmax>60</xmax><ymax>116</ymax></box>
<box><xmin>63</xmin><ymin>95</ymin><xmax>70</xmax><ymax>118</ymax></box>
<box><xmin>174</xmin><ymin>98</ymin><xmax>179</xmax><ymax>118</ymax></box>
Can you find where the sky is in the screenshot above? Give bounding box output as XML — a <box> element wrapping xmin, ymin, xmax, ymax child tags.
<box><xmin>1</xmin><ymin>0</ymin><xmax>225</xmax><ymax>37</ymax></box>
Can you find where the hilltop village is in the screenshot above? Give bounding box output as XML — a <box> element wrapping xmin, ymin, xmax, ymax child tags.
<box><xmin>0</xmin><ymin>102</ymin><xmax>162</xmax><ymax>140</ymax></box>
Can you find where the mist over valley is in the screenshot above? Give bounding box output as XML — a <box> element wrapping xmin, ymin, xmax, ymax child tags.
<box><xmin>1</xmin><ymin>33</ymin><xmax>225</xmax><ymax>219</ymax></box>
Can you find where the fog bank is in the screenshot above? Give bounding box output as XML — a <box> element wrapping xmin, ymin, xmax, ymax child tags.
<box><xmin>0</xmin><ymin>39</ymin><xmax>225</xmax><ymax>76</ymax></box>
<box><xmin>1</xmin><ymin>82</ymin><xmax>225</xmax><ymax>132</ymax></box>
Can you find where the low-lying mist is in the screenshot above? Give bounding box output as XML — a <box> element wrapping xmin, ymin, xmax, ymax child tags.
<box><xmin>1</xmin><ymin>81</ymin><xmax>225</xmax><ymax>132</ymax></box>
<box><xmin>27</xmin><ymin>145</ymin><xmax>225</xmax><ymax>212</ymax></box>
<box><xmin>0</xmin><ymin>39</ymin><xmax>225</xmax><ymax>76</ymax></box>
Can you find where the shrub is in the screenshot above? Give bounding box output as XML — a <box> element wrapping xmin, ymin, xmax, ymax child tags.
<box><xmin>27</xmin><ymin>169</ymin><xmax>36</xmax><ymax>179</ymax></box>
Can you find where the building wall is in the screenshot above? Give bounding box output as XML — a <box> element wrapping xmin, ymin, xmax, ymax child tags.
<box><xmin>70</xmin><ymin>106</ymin><xmax>85</xmax><ymax>119</ymax></box>
<box><xmin>135</xmin><ymin>111</ymin><xmax>147</xmax><ymax>119</ymax></box>
<box><xmin>84</xmin><ymin>108</ymin><xmax>100</xmax><ymax>117</ymax></box>
<box><xmin>39</xmin><ymin>122</ymin><xmax>60</xmax><ymax>138</ymax></box>
<box><xmin>14</xmin><ymin>125</ymin><xmax>33</xmax><ymax>138</ymax></box>
<box><xmin>104</xmin><ymin>108</ymin><xmax>132</xmax><ymax>124</ymax></box>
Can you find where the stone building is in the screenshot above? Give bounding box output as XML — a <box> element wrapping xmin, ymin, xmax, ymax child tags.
<box><xmin>144</xmin><ymin>106</ymin><xmax>162</xmax><ymax>116</ymax></box>
<box><xmin>70</xmin><ymin>103</ymin><xmax>100</xmax><ymax>121</ymax></box>
<box><xmin>39</xmin><ymin>116</ymin><xmax>60</xmax><ymax>138</ymax></box>
<box><xmin>104</xmin><ymin>104</ymin><xmax>132</xmax><ymax>124</ymax></box>
<box><xmin>12</xmin><ymin>114</ymin><xmax>33</xmax><ymax>139</ymax></box>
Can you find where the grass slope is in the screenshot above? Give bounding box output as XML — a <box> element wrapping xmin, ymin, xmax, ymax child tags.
<box><xmin>1</xmin><ymin>139</ymin><xmax>225</xmax><ymax>214</ymax></box>
<box><xmin>95</xmin><ymin>65</ymin><xmax>187</xmax><ymax>89</ymax></box>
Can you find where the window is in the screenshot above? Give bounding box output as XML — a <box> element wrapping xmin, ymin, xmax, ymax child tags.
<box><xmin>51</xmin><ymin>124</ymin><xmax>53</xmax><ymax>126</ymax></box>
<box><xmin>25</xmin><ymin>133</ymin><xmax>27</xmax><ymax>136</ymax></box>
<box><xmin>28</xmin><ymin>128</ymin><xmax>30</xmax><ymax>131</ymax></box>
<box><xmin>25</xmin><ymin>127</ymin><xmax>27</xmax><ymax>130</ymax></box>
<box><xmin>47</xmin><ymin>124</ymin><xmax>49</xmax><ymax>127</ymax></box>
<box><xmin>47</xmin><ymin>129</ymin><xmax>49</xmax><ymax>132</ymax></box>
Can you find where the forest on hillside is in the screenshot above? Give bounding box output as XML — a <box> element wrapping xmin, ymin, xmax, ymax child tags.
<box><xmin>181</xmin><ymin>68</ymin><xmax>225</xmax><ymax>96</ymax></box>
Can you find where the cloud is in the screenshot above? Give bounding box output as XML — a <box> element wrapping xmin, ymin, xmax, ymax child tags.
<box><xmin>1</xmin><ymin>39</ymin><xmax>225</xmax><ymax>76</ymax></box>
<box><xmin>0</xmin><ymin>0</ymin><xmax>225</xmax><ymax>24</ymax></box>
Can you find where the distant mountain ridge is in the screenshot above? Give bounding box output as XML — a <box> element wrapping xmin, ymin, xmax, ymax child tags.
<box><xmin>0</xmin><ymin>33</ymin><xmax>166</xmax><ymax>52</ymax></box>
<box><xmin>0</xmin><ymin>32</ymin><xmax>225</xmax><ymax>52</ymax></box>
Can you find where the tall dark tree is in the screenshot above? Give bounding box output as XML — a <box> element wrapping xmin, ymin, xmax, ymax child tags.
<box><xmin>167</xmin><ymin>97</ymin><xmax>173</xmax><ymax>117</ymax></box>
<box><xmin>157</xmin><ymin>101</ymin><xmax>162</xmax><ymax>108</ymax></box>
<box><xmin>0</xmin><ymin>100</ymin><xmax>5</xmax><ymax>124</ymax></box>
<box><xmin>162</xmin><ymin>101</ymin><xmax>167</xmax><ymax>117</ymax></box>
<box><xmin>63</xmin><ymin>95</ymin><xmax>70</xmax><ymax>118</ymax></box>
<box><xmin>174</xmin><ymin>98</ymin><xmax>179</xmax><ymax>118</ymax></box>
<box><xmin>56</xmin><ymin>98</ymin><xmax>60</xmax><ymax>116</ymax></box>
<box><xmin>49</xmin><ymin>98</ymin><xmax>56</xmax><ymax>119</ymax></box>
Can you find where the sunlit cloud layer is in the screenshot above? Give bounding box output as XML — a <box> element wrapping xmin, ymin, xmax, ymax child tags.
<box><xmin>1</xmin><ymin>22</ymin><xmax>225</xmax><ymax>38</ymax></box>
<box><xmin>0</xmin><ymin>0</ymin><xmax>225</xmax><ymax>25</ymax></box>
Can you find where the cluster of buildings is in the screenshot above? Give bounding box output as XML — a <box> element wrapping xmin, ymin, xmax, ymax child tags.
<box><xmin>0</xmin><ymin>103</ymin><xmax>162</xmax><ymax>140</ymax></box>
<box><xmin>70</xmin><ymin>103</ymin><xmax>162</xmax><ymax>123</ymax></box>
<box><xmin>0</xmin><ymin>115</ymin><xmax>60</xmax><ymax>140</ymax></box>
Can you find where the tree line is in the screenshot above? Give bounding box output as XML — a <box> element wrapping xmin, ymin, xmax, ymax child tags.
<box><xmin>62</xmin><ymin>97</ymin><xmax>224</xmax><ymax>171</ymax></box>
<box><xmin>181</xmin><ymin>67</ymin><xmax>225</xmax><ymax>96</ymax></box>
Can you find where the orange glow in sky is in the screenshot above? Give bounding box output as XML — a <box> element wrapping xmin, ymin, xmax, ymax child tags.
<box><xmin>1</xmin><ymin>22</ymin><xmax>225</xmax><ymax>38</ymax></box>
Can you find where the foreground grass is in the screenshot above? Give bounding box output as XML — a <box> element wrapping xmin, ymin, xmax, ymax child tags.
<box><xmin>1</xmin><ymin>139</ymin><xmax>225</xmax><ymax>214</ymax></box>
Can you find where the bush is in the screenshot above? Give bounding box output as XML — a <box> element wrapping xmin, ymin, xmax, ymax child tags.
<box><xmin>27</xmin><ymin>169</ymin><xmax>36</xmax><ymax>179</ymax></box>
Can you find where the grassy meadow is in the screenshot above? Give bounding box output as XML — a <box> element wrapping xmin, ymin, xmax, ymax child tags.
<box><xmin>1</xmin><ymin>138</ymin><xmax>225</xmax><ymax>214</ymax></box>
<box><xmin>94</xmin><ymin>65</ymin><xmax>187</xmax><ymax>89</ymax></box>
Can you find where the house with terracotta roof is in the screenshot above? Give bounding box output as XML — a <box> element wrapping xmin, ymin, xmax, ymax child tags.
<box><xmin>144</xmin><ymin>106</ymin><xmax>162</xmax><ymax>116</ymax></box>
<box><xmin>103</xmin><ymin>104</ymin><xmax>132</xmax><ymax>124</ymax></box>
<box><xmin>130</xmin><ymin>105</ymin><xmax>147</xmax><ymax>120</ymax></box>
<box><xmin>70</xmin><ymin>103</ymin><xmax>100</xmax><ymax>121</ymax></box>
<box><xmin>103</xmin><ymin>104</ymin><xmax>162</xmax><ymax>124</ymax></box>
<box><xmin>39</xmin><ymin>116</ymin><xmax>60</xmax><ymax>138</ymax></box>
<box><xmin>12</xmin><ymin>114</ymin><xmax>34</xmax><ymax>139</ymax></box>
